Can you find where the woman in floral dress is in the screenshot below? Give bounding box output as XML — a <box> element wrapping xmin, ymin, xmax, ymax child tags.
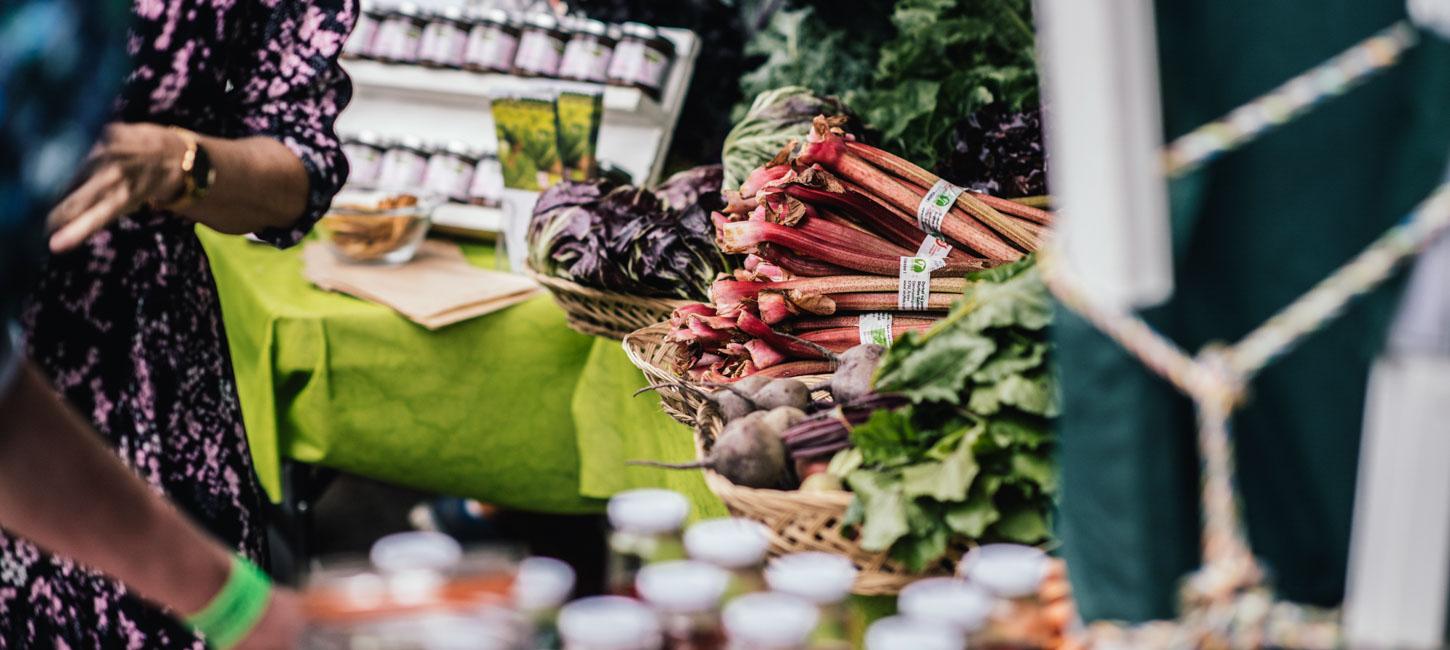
<box><xmin>16</xmin><ymin>0</ymin><xmax>353</xmax><ymax>645</ymax></box>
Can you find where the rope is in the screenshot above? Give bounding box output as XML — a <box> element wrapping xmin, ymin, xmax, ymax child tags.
<box><xmin>1042</xmin><ymin>14</ymin><xmax>1449</xmax><ymax>645</ymax></box>
<box><xmin>1162</xmin><ymin>22</ymin><xmax>1418</xmax><ymax>178</ymax></box>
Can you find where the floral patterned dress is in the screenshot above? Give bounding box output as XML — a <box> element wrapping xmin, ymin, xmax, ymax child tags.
<box><xmin>15</xmin><ymin>1</ymin><xmax>353</xmax><ymax>646</ymax></box>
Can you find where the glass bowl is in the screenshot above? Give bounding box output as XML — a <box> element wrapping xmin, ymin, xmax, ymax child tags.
<box><xmin>317</xmin><ymin>188</ymin><xmax>440</xmax><ymax>264</ymax></box>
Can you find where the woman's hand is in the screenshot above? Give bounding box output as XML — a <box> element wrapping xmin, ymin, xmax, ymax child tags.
<box><xmin>46</xmin><ymin>122</ymin><xmax>185</xmax><ymax>253</ymax></box>
<box><xmin>233</xmin><ymin>588</ymin><xmax>305</xmax><ymax>650</ymax></box>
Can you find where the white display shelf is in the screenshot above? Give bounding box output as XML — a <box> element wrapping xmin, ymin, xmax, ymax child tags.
<box><xmin>342</xmin><ymin>59</ymin><xmax>670</xmax><ymax>123</ymax></box>
<box><xmin>335</xmin><ymin>25</ymin><xmax>699</xmax><ymax>243</ymax></box>
<box><xmin>430</xmin><ymin>203</ymin><xmax>503</xmax><ymax>240</ymax></box>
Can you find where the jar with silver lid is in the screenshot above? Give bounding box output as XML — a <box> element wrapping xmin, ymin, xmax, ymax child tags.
<box><xmin>467</xmin><ymin>155</ymin><xmax>505</xmax><ymax>208</ymax></box>
<box><xmin>376</xmin><ymin>136</ymin><xmax>431</xmax><ymax>189</ymax></box>
<box><xmin>417</xmin><ymin>5</ymin><xmax>469</xmax><ymax>69</ymax></box>
<box><xmin>372</xmin><ymin>2</ymin><xmax>427</xmax><ymax>64</ymax></box>
<box><xmin>463</xmin><ymin>8</ymin><xmax>521</xmax><ymax>73</ymax></box>
<box><xmin>513</xmin><ymin>13</ymin><xmax>568</xmax><ymax>77</ymax></box>
<box><xmin>423</xmin><ymin>142</ymin><xmax>481</xmax><ymax>203</ymax></box>
<box><xmin>606</xmin><ymin>22</ymin><xmax>674</xmax><ymax>100</ymax></box>
<box><xmin>342</xmin><ymin>131</ymin><xmax>388</xmax><ymax>188</ymax></box>
<box><xmin>343</xmin><ymin>0</ymin><xmax>385</xmax><ymax>59</ymax></box>
<box><xmin>559</xmin><ymin>18</ymin><xmax>615</xmax><ymax>83</ymax></box>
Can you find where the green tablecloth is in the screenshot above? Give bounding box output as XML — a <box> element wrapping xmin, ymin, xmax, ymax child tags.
<box><xmin>198</xmin><ymin>229</ymin><xmax>724</xmax><ymax>518</ymax></box>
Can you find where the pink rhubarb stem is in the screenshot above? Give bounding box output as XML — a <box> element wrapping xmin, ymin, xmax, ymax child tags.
<box><xmin>830</xmin><ymin>292</ymin><xmax>957</xmax><ymax>312</ymax></box>
<box><xmin>718</xmin><ymin>221</ymin><xmax>989</xmax><ymax>276</ymax></box>
<box><xmin>844</xmin><ymin>139</ymin><xmax>1052</xmax><ymax>233</ymax></box>
<box><xmin>785</xmin><ymin>185</ymin><xmax>982</xmax><ymax>266</ymax></box>
<box><xmin>815</xmin><ymin>151</ymin><xmax>1023</xmax><ymax>261</ymax></box>
<box><xmin>798</xmin><ymin>324</ymin><xmax>934</xmax><ymax>351</ymax></box>
<box><xmin>752</xmin><ymin>360</ymin><xmax>837</xmax><ymax>378</ymax></box>
<box><xmin>790</xmin><ymin>314</ymin><xmax>941</xmax><ymax>331</ymax></box>
<box><xmin>757</xmin><ymin>245</ymin><xmax>854</xmax><ymax>278</ymax></box>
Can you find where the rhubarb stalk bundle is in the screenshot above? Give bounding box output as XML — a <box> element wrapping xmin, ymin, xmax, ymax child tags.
<box><xmin>669</xmin><ymin>114</ymin><xmax>1052</xmax><ymax>382</ymax></box>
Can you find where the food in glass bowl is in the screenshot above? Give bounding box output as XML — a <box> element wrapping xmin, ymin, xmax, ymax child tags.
<box><xmin>318</xmin><ymin>190</ymin><xmax>438</xmax><ymax>264</ymax></box>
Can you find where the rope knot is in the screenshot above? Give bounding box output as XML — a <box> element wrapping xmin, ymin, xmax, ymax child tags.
<box><xmin>1194</xmin><ymin>345</ymin><xmax>1247</xmax><ymax>414</ymax></box>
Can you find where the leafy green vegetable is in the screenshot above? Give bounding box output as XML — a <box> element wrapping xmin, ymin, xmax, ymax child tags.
<box><xmin>525</xmin><ymin>168</ymin><xmax>728</xmax><ymax>300</ymax></box>
<box><xmin>856</xmin><ymin>0</ymin><xmax>1039</xmax><ymax>172</ymax></box>
<box><xmin>830</xmin><ymin>257</ymin><xmax>1056</xmax><ymax>570</ymax></box>
<box><xmin>734</xmin><ymin>7</ymin><xmax>883</xmax><ymax>121</ymax></box>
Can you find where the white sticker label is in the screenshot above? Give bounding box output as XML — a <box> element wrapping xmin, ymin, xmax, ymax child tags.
<box><xmin>897</xmin><ymin>256</ymin><xmax>936</xmax><ymax>310</ymax></box>
<box><xmin>858</xmin><ymin>312</ymin><xmax>894</xmax><ymax>347</ymax></box>
<box><xmin>917</xmin><ymin>179</ymin><xmax>964</xmax><ymax>235</ymax></box>
<box><xmin>915</xmin><ymin>234</ymin><xmax>954</xmax><ymax>260</ymax></box>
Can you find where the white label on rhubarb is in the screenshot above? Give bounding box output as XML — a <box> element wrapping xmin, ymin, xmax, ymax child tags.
<box><xmin>898</xmin><ymin>256</ymin><xmax>935</xmax><ymax>310</ymax></box>
<box><xmin>858</xmin><ymin>312</ymin><xmax>894</xmax><ymax>347</ymax></box>
<box><xmin>917</xmin><ymin>179</ymin><xmax>964</xmax><ymax>235</ymax></box>
<box><xmin>915</xmin><ymin>234</ymin><xmax>954</xmax><ymax>260</ymax></box>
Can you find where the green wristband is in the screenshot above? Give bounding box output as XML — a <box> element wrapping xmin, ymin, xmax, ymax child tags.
<box><xmin>186</xmin><ymin>555</ymin><xmax>273</xmax><ymax>649</ymax></box>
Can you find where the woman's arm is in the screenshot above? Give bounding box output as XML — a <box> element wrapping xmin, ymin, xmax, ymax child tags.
<box><xmin>0</xmin><ymin>363</ymin><xmax>302</xmax><ymax>647</ymax></box>
<box><xmin>45</xmin><ymin>122</ymin><xmax>311</xmax><ymax>251</ymax></box>
<box><xmin>48</xmin><ymin>0</ymin><xmax>355</xmax><ymax>253</ymax></box>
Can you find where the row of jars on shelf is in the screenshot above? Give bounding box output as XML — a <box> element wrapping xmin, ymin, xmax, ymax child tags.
<box><xmin>346</xmin><ymin>2</ymin><xmax>676</xmax><ymax>100</ymax></box>
<box><xmin>343</xmin><ymin>132</ymin><xmax>505</xmax><ymax>208</ymax></box>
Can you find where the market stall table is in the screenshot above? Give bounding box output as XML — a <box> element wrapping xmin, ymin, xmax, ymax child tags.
<box><xmin>198</xmin><ymin>229</ymin><xmax>726</xmax><ymax>521</ymax></box>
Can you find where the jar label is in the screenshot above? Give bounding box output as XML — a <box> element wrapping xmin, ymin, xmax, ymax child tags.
<box><xmin>468</xmin><ymin>158</ymin><xmax>505</xmax><ymax>206</ymax></box>
<box><xmin>560</xmin><ymin>39</ymin><xmax>613</xmax><ymax>82</ymax></box>
<box><xmin>343</xmin><ymin>144</ymin><xmax>384</xmax><ymax>187</ymax></box>
<box><xmin>378</xmin><ymin>149</ymin><xmax>428</xmax><ymax>189</ymax></box>
<box><xmin>606</xmin><ymin>40</ymin><xmax>641</xmax><ymax>81</ymax></box>
<box><xmin>419</xmin><ymin>22</ymin><xmax>467</xmax><ymax>67</ymax></box>
<box><xmin>465</xmin><ymin>26</ymin><xmax>519</xmax><ymax>71</ymax></box>
<box><xmin>374</xmin><ymin>17</ymin><xmax>423</xmax><ymax>62</ymax></box>
<box><xmin>608</xmin><ymin>40</ymin><xmax>669</xmax><ymax>93</ymax></box>
<box><xmin>344</xmin><ymin>15</ymin><xmax>378</xmax><ymax>56</ymax></box>
<box><xmin>423</xmin><ymin>154</ymin><xmax>476</xmax><ymax>201</ymax></box>
<box><xmin>515</xmin><ymin>30</ymin><xmax>564</xmax><ymax>76</ymax></box>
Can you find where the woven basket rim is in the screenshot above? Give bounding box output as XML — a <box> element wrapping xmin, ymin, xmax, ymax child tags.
<box><xmin>522</xmin><ymin>264</ymin><xmax>699</xmax><ymax>312</ymax></box>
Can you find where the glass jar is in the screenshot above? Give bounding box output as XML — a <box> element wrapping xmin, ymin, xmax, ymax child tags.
<box><xmin>897</xmin><ymin>578</ymin><xmax>994</xmax><ymax>641</ymax></box>
<box><xmin>958</xmin><ymin>544</ymin><xmax>1049</xmax><ymax>649</ymax></box>
<box><xmin>467</xmin><ymin>155</ymin><xmax>505</xmax><ymax>208</ymax></box>
<box><xmin>377</xmin><ymin>137</ymin><xmax>431</xmax><ymax>189</ymax></box>
<box><xmin>423</xmin><ymin>141</ymin><xmax>480</xmax><ymax>203</ymax></box>
<box><xmin>763</xmin><ymin>553</ymin><xmax>857</xmax><ymax>649</ymax></box>
<box><xmin>720</xmin><ymin>593</ymin><xmax>818</xmax><ymax>650</ymax></box>
<box><xmin>606</xmin><ymin>489</ymin><xmax>690</xmax><ymax>597</ymax></box>
<box><xmin>606</xmin><ymin>22</ymin><xmax>674</xmax><ymax>100</ymax></box>
<box><xmin>417</xmin><ymin>5</ymin><xmax>469</xmax><ymax>69</ymax></box>
<box><xmin>463</xmin><ymin>8</ymin><xmax>521</xmax><ymax>73</ymax></box>
<box><xmin>683</xmin><ymin>518</ymin><xmax>769</xmax><ymax>598</ymax></box>
<box><xmin>513</xmin><ymin>557</ymin><xmax>576</xmax><ymax>650</ymax></box>
<box><xmin>635</xmin><ymin>561</ymin><xmax>729</xmax><ymax>650</ymax></box>
<box><xmin>559</xmin><ymin>18</ymin><xmax>615</xmax><ymax>83</ymax></box>
<box><xmin>302</xmin><ymin>534</ymin><xmax>523</xmax><ymax>649</ymax></box>
<box><xmin>513</xmin><ymin>13</ymin><xmax>568</xmax><ymax>78</ymax></box>
<box><xmin>342</xmin><ymin>131</ymin><xmax>387</xmax><ymax>189</ymax></box>
<box><xmin>864</xmin><ymin>615</ymin><xmax>964</xmax><ymax>650</ymax></box>
<box><xmin>372</xmin><ymin>2</ymin><xmax>427</xmax><ymax>64</ymax></box>
<box><xmin>343</xmin><ymin>0</ymin><xmax>384</xmax><ymax>59</ymax></box>
<box><xmin>558</xmin><ymin>596</ymin><xmax>663</xmax><ymax>650</ymax></box>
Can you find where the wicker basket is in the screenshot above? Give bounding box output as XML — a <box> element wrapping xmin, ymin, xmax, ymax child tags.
<box><xmin>524</xmin><ymin>265</ymin><xmax>694</xmax><ymax>340</ymax></box>
<box><xmin>694</xmin><ymin>403</ymin><xmax>970</xmax><ymax>595</ymax></box>
<box><xmin>621</xmin><ymin>321</ymin><xmax>833</xmax><ymax>426</ymax></box>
